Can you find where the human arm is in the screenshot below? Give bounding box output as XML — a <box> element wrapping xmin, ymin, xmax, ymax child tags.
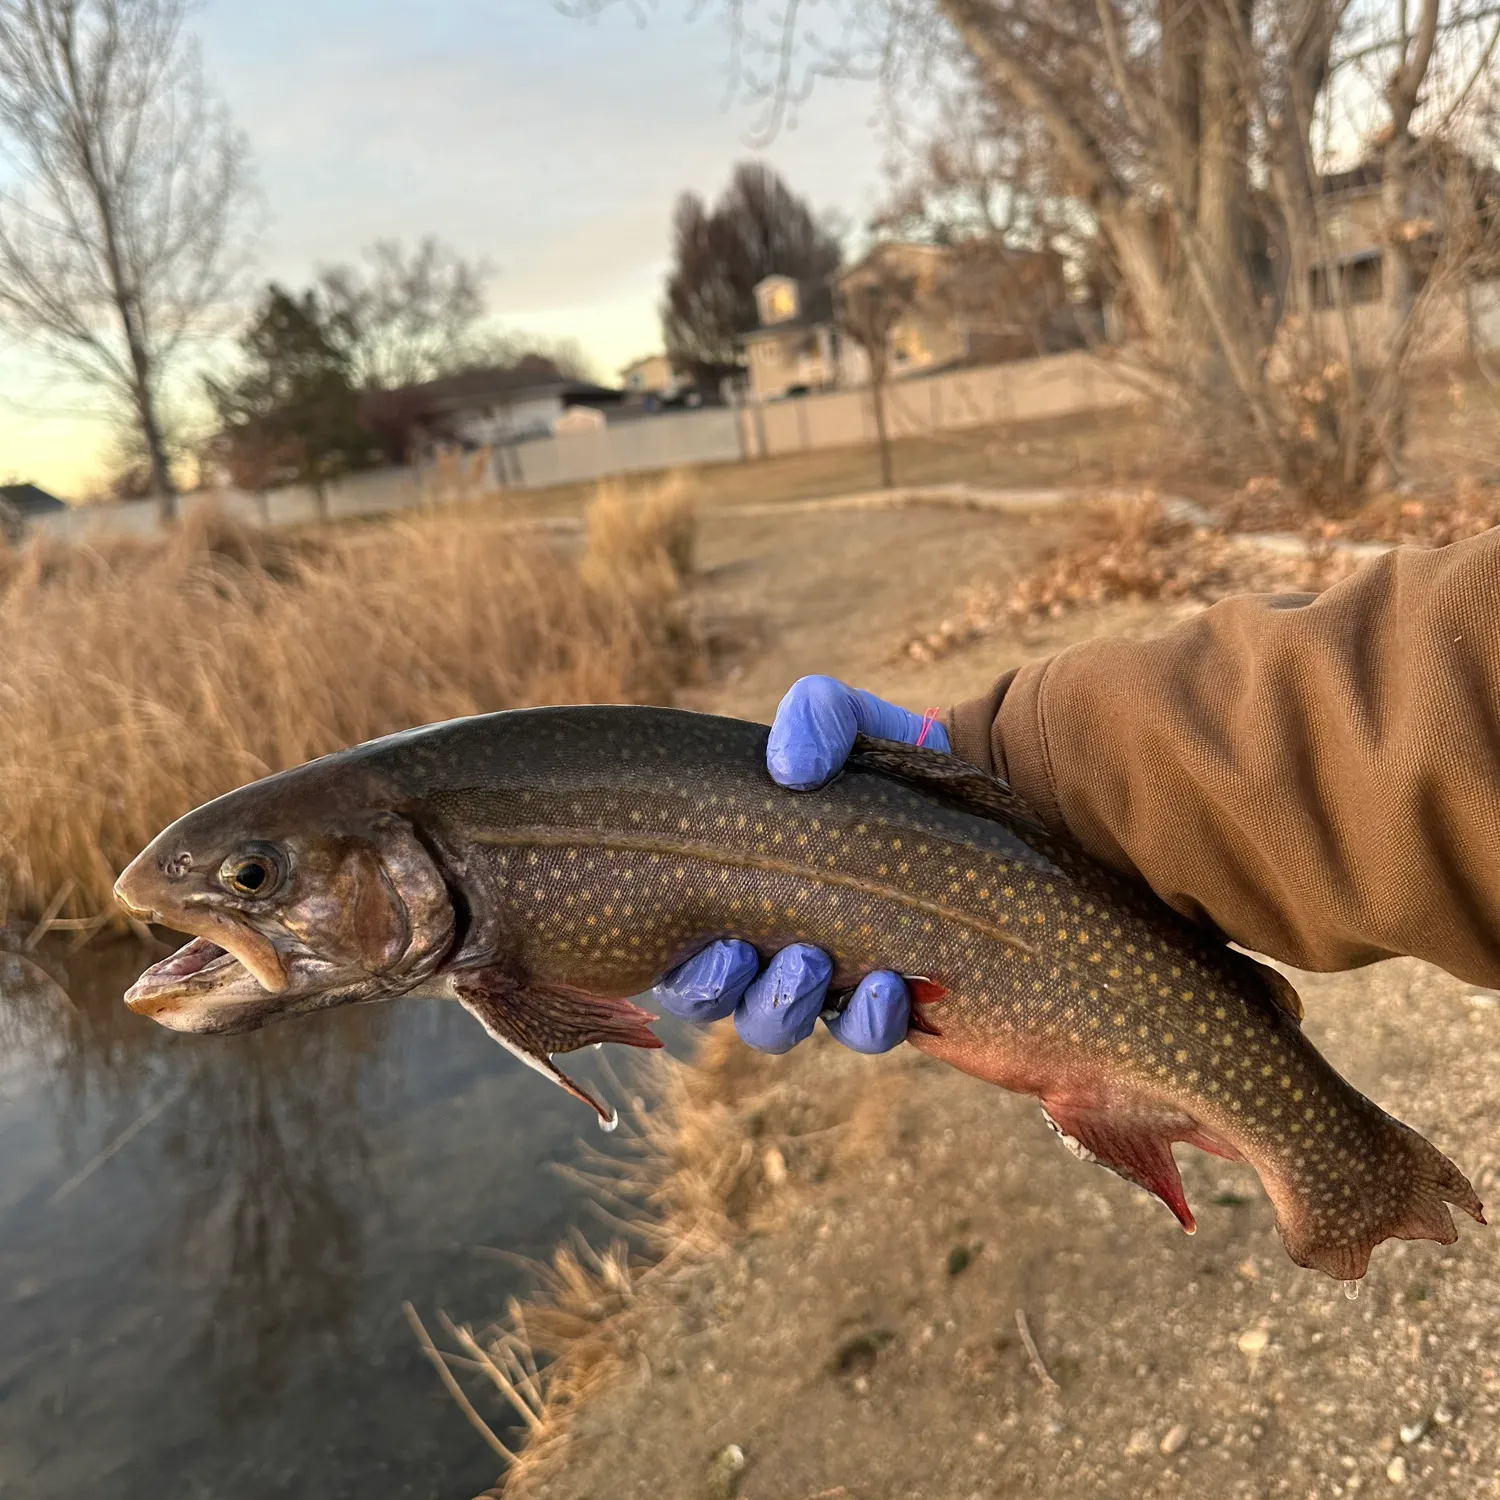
<box><xmin>946</xmin><ymin>526</ymin><xmax>1500</xmax><ymax>986</ymax></box>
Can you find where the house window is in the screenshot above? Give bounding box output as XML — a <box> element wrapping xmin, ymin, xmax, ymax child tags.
<box><xmin>1310</xmin><ymin>255</ymin><xmax>1383</xmax><ymax>308</ymax></box>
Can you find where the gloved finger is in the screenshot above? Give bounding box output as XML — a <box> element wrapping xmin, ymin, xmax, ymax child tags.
<box><xmin>824</xmin><ymin>970</ymin><xmax>911</xmax><ymax>1054</ymax></box>
<box><xmin>651</xmin><ymin>939</ymin><xmax>760</xmax><ymax>1023</ymax></box>
<box><xmin>767</xmin><ymin>675</ymin><xmax>950</xmax><ymax>791</ymax></box>
<box><xmin>734</xmin><ymin>943</ymin><xmax>833</xmax><ymax>1054</ymax></box>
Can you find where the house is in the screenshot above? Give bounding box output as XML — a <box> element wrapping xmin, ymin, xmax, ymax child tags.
<box><xmin>0</xmin><ymin>481</ymin><xmax>66</xmax><ymax>543</ymax></box>
<box><xmin>620</xmin><ymin>353</ymin><xmax>678</xmax><ymax>397</ymax></box>
<box><xmin>739</xmin><ymin>274</ymin><xmax>848</xmax><ymax>402</ymax></box>
<box><xmin>1294</xmin><ymin>152</ymin><xmax>1500</xmax><ymax>364</ymax></box>
<box><xmin>368</xmin><ymin>357</ymin><xmax>624</xmax><ymax>459</ymax></box>
<box><xmin>740</xmin><ymin>244</ymin><xmax>1091</xmax><ymax>403</ymax></box>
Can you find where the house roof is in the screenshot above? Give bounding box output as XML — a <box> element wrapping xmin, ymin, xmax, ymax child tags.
<box><xmin>0</xmin><ymin>482</ymin><xmax>65</xmax><ymax>515</ymax></box>
<box><xmin>392</xmin><ymin>358</ymin><xmax>619</xmax><ymax>417</ymax></box>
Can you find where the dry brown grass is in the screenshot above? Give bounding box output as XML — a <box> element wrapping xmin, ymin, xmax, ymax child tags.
<box><xmin>0</xmin><ymin>488</ymin><xmax>697</xmax><ymax>925</ymax></box>
<box><xmin>408</xmin><ymin>1028</ymin><xmax>908</xmax><ymax>1493</ymax></box>
<box><xmin>899</xmin><ymin>492</ymin><xmax>1368</xmax><ymax>664</ymax></box>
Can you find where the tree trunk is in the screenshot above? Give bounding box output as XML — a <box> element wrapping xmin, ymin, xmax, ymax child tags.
<box><xmin>133</xmin><ymin>374</ymin><xmax>177</xmax><ymax>524</ymax></box>
<box><xmin>871</xmin><ymin>372</ymin><xmax>894</xmax><ymax>488</ymax></box>
<box><xmin>1369</xmin><ymin>0</ymin><xmax>1441</xmax><ymax>487</ymax></box>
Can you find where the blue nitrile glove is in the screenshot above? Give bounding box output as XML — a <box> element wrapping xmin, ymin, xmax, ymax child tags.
<box><xmin>651</xmin><ymin>676</ymin><xmax>950</xmax><ymax>1055</ymax></box>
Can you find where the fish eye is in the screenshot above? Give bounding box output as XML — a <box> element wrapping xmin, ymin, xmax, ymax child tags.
<box><xmin>218</xmin><ymin>844</ymin><xmax>286</xmax><ymax>899</ymax></box>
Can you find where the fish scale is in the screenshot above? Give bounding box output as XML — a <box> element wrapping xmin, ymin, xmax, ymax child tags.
<box><xmin>116</xmin><ymin>704</ymin><xmax>1485</xmax><ymax>1282</ymax></box>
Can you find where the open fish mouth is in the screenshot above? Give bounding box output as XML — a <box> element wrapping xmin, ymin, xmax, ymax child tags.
<box><xmin>125</xmin><ymin>937</ymin><xmax>259</xmax><ymax>1016</ymax></box>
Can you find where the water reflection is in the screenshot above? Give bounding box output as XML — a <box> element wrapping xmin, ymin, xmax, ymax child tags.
<box><xmin>9</xmin><ymin>936</ymin><xmax>384</xmax><ymax>1415</ymax></box>
<box><xmin>0</xmin><ymin>932</ymin><xmax>645</xmax><ymax>1497</ymax></box>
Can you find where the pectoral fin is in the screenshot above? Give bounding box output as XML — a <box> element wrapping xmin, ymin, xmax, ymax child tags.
<box><xmin>454</xmin><ymin>970</ymin><xmax>662</xmax><ymax>1126</ymax></box>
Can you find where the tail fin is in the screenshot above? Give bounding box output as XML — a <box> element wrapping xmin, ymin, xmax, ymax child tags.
<box><xmin>1273</xmin><ymin>1109</ymin><xmax>1485</xmax><ymax>1282</ymax></box>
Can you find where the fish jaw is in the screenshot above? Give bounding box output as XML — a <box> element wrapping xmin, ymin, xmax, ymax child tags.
<box><xmin>114</xmin><ymin>861</ymin><xmax>290</xmax><ymax>995</ymax></box>
<box><xmin>123</xmin><ymin>937</ymin><xmax>296</xmax><ymax>1034</ymax></box>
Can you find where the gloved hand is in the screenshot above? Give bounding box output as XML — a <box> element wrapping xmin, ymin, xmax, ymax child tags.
<box><xmin>650</xmin><ymin>675</ymin><xmax>950</xmax><ymax>1055</ymax></box>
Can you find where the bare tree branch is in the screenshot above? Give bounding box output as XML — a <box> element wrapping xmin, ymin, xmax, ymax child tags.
<box><xmin>0</xmin><ymin>0</ymin><xmax>257</xmax><ymax>518</ymax></box>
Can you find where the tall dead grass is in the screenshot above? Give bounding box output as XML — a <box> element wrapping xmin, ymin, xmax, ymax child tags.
<box><xmin>0</xmin><ymin>487</ymin><xmax>697</xmax><ymax>924</ymax></box>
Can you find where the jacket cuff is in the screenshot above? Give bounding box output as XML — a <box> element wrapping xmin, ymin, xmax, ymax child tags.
<box><xmin>947</xmin><ymin>659</ymin><xmax>1067</xmax><ymax>834</ymax></box>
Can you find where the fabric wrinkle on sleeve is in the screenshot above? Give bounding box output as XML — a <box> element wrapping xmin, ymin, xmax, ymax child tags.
<box><xmin>946</xmin><ymin>529</ymin><xmax>1500</xmax><ymax>989</ymax></box>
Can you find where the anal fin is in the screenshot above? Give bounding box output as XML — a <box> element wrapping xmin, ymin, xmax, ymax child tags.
<box><xmin>1039</xmin><ymin>1100</ymin><xmax>1197</xmax><ymax>1233</ymax></box>
<box><xmin>454</xmin><ymin>969</ymin><xmax>662</xmax><ymax>1125</ymax></box>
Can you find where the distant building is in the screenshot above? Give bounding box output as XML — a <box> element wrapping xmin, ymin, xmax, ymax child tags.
<box><xmin>0</xmin><ymin>481</ymin><xmax>66</xmax><ymax>543</ymax></box>
<box><xmin>739</xmin><ymin>244</ymin><xmax>1090</xmax><ymax>403</ymax></box>
<box><xmin>620</xmin><ymin>353</ymin><xmax>678</xmax><ymax>397</ymax></box>
<box><xmin>739</xmin><ymin>275</ymin><xmax>850</xmax><ymax>401</ymax></box>
<box><xmin>367</xmin><ymin>357</ymin><xmax>624</xmax><ymax>459</ymax></box>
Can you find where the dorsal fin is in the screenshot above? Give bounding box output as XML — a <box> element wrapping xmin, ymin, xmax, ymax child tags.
<box><xmin>848</xmin><ymin>733</ymin><xmax>1050</xmax><ymax>835</ymax></box>
<box><xmin>1242</xmin><ymin>954</ymin><xmax>1305</xmax><ymax>1022</ymax></box>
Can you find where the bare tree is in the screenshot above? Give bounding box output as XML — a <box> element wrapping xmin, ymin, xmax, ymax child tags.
<box><xmin>572</xmin><ymin>0</ymin><xmax>1500</xmax><ymax>505</ymax></box>
<box><xmin>838</xmin><ymin>257</ymin><xmax>921</xmax><ymax>487</ymax></box>
<box><xmin>317</xmin><ymin>237</ymin><xmax>497</xmax><ymax>392</ymax></box>
<box><xmin>0</xmin><ymin>0</ymin><xmax>256</xmax><ymax>521</ymax></box>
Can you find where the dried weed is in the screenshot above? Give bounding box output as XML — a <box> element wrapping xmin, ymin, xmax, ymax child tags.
<box><xmin>901</xmin><ymin>493</ymin><xmax>1365</xmax><ymax>664</ymax></box>
<box><xmin>0</xmin><ymin>487</ymin><xmax>698</xmax><ymax>923</ymax></box>
<box><xmin>412</xmin><ymin>1031</ymin><xmax>908</xmax><ymax>1494</ymax></box>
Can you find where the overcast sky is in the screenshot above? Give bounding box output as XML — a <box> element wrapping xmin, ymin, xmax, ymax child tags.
<box><xmin>0</xmin><ymin>0</ymin><xmax>891</xmax><ymax>499</ymax></box>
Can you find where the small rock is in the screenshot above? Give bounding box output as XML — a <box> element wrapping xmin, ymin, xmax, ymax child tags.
<box><xmin>1399</xmin><ymin>1417</ymin><xmax>1430</xmax><ymax>1446</ymax></box>
<box><xmin>1468</xmin><ymin>992</ymin><xmax>1497</xmax><ymax>1008</ymax></box>
<box><xmin>1376</xmin><ymin>1436</ymin><xmax>1396</xmax><ymax>1456</ymax></box>
<box><xmin>1386</xmin><ymin>1455</ymin><xmax>1407</xmax><ymax>1484</ymax></box>
<box><xmin>706</xmin><ymin>1444</ymin><xmax>747</xmax><ymax>1500</ymax></box>
<box><xmin>1237</xmin><ymin>1258</ymin><xmax>1260</xmax><ymax>1280</ymax></box>
<box><xmin>1237</xmin><ymin>1328</ymin><xmax>1270</xmax><ymax>1361</ymax></box>
<box><xmin>1160</xmin><ymin>1424</ymin><xmax>1190</xmax><ymax>1456</ymax></box>
<box><xmin>761</xmin><ymin>1146</ymin><xmax>788</xmax><ymax>1187</ymax></box>
<box><xmin>1434</xmin><ymin>1402</ymin><xmax>1455</xmax><ymax>1426</ymax></box>
<box><xmin>1125</xmin><ymin>1429</ymin><xmax>1152</xmax><ymax>1457</ymax></box>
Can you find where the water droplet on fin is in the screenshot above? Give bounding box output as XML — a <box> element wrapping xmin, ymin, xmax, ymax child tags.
<box><xmin>1343</xmin><ymin>1279</ymin><xmax>1361</xmax><ymax>1301</ymax></box>
<box><xmin>593</xmin><ymin>1042</ymin><xmax>603</xmax><ymax>1050</ymax></box>
<box><xmin>598</xmin><ymin>1105</ymin><xmax>619</xmax><ymax>1133</ymax></box>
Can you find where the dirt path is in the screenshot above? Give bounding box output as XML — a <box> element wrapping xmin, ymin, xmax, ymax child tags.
<box><xmin>521</xmin><ymin>500</ymin><xmax>1500</xmax><ymax>1500</ymax></box>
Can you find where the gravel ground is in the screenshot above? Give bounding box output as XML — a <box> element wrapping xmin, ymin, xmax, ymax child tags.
<box><xmin>532</xmin><ymin>960</ymin><xmax>1498</xmax><ymax>1500</ymax></box>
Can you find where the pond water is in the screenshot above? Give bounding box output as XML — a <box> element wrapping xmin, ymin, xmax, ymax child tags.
<box><xmin>0</xmin><ymin>939</ymin><xmax>668</xmax><ymax>1498</ymax></box>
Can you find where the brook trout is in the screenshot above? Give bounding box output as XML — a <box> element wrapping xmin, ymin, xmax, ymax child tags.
<box><xmin>114</xmin><ymin>706</ymin><xmax>1483</xmax><ymax>1281</ymax></box>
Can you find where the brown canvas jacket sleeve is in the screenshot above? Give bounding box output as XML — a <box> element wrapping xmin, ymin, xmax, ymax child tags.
<box><xmin>945</xmin><ymin>527</ymin><xmax>1500</xmax><ymax>988</ymax></box>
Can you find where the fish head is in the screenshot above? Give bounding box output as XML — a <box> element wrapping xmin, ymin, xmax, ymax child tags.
<box><xmin>114</xmin><ymin>767</ymin><xmax>455</xmax><ymax>1033</ymax></box>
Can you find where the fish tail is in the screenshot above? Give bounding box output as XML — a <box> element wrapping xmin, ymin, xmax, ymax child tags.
<box><xmin>1274</xmin><ymin>1107</ymin><xmax>1485</xmax><ymax>1282</ymax></box>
